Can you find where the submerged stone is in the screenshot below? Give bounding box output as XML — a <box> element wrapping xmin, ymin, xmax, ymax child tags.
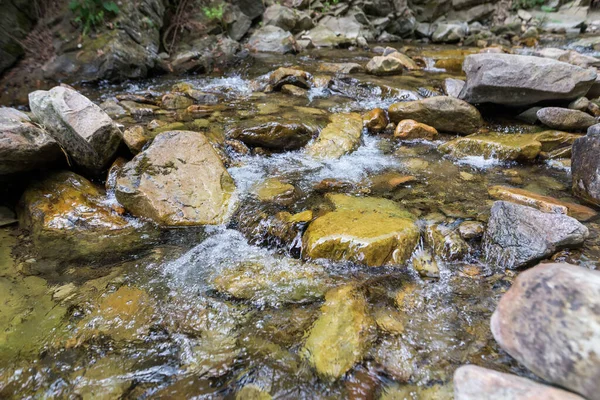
<box><xmin>388</xmin><ymin>96</ymin><xmax>483</xmax><ymax>135</ymax></box>
<box><xmin>439</xmin><ymin>132</ymin><xmax>542</xmax><ymax>161</ymax></box>
<box><xmin>115</xmin><ymin>131</ymin><xmax>237</xmax><ymax>226</ymax></box>
<box><xmin>18</xmin><ymin>171</ymin><xmax>153</xmax><ymax>262</ymax></box>
<box><xmin>306</xmin><ymin>113</ymin><xmax>363</xmax><ymax>159</ymax></box>
<box><xmin>302</xmin><ymin>194</ymin><xmax>420</xmax><ymax>266</ymax></box>
<box><xmin>425</xmin><ymin>223</ymin><xmax>470</xmax><ymax>261</ymax></box>
<box><xmin>491</xmin><ymin>263</ymin><xmax>600</xmax><ymax>399</ymax></box>
<box><xmin>211</xmin><ymin>259</ymin><xmax>328</xmax><ymax>306</ymax></box>
<box><xmin>302</xmin><ymin>284</ymin><xmax>372</xmax><ymax>379</ymax></box>
<box><xmin>252</xmin><ymin>178</ymin><xmax>297</xmax><ymax>206</ymax></box>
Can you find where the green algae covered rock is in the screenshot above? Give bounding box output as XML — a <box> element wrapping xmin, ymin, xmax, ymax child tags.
<box><xmin>211</xmin><ymin>259</ymin><xmax>329</xmax><ymax>306</ymax></box>
<box><xmin>303</xmin><ymin>194</ymin><xmax>420</xmax><ymax>267</ymax></box>
<box><xmin>438</xmin><ymin>132</ymin><xmax>543</xmax><ymax>161</ymax></box>
<box><xmin>302</xmin><ymin>284</ymin><xmax>373</xmax><ymax>379</ymax></box>
<box><xmin>18</xmin><ymin>171</ymin><xmax>154</xmax><ymax>262</ymax></box>
<box><xmin>252</xmin><ymin>178</ymin><xmax>297</xmax><ymax>205</ymax></box>
<box><xmin>306</xmin><ymin>113</ymin><xmax>363</xmax><ymax>159</ymax></box>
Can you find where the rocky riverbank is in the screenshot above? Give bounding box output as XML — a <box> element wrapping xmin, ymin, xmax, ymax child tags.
<box><xmin>1</xmin><ymin>10</ymin><xmax>600</xmax><ymax>398</ymax></box>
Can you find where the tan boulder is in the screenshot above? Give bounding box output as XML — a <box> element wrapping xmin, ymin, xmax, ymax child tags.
<box><xmin>394</xmin><ymin>119</ymin><xmax>438</xmax><ymax>140</ymax></box>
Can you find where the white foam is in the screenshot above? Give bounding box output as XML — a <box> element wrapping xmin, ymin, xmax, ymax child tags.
<box><xmin>454</xmin><ymin>155</ymin><xmax>504</xmax><ymax>170</ymax></box>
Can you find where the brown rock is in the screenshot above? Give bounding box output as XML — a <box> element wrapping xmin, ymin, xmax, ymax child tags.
<box><xmin>363</xmin><ymin>108</ymin><xmax>389</xmax><ymax>133</ymax></box>
<box><xmin>488</xmin><ymin>185</ymin><xmax>597</xmax><ymax>222</ymax></box>
<box><xmin>394</xmin><ymin>119</ymin><xmax>438</xmax><ymax>140</ymax></box>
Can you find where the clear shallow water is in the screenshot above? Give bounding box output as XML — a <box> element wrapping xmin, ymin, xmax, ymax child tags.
<box><xmin>1</xmin><ymin>44</ymin><xmax>598</xmax><ymax>399</ymax></box>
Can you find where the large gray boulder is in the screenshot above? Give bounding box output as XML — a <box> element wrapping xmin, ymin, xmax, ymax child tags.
<box><xmin>28</xmin><ymin>86</ymin><xmax>122</xmax><ymax>173</ymax></box>
<box><xmin>572</xmin><ymin>129</ymin><xmax>600</xmax><ymax>206</ymax></box>
<box><xmin>0</xmin><ymin>108</ymin><xmax>62</xmax><ymax>175</ymax></box>
<box><xmin>491</xmin><ymin>263</ymin><xmax>600</xmax><ymax>399</ymax></box>
<box><xmin>459</xmin><ymin>54</ymin><xmax>597</xmax><ymax>106</ymax></box>
<box><xmin>483</xmin><ymin>201</ymin><xmax>588</xmax><ymax>269</ymax></box>
<box><xmin>536</xmin><ymin>107</ymin><xmax>596</xmax><ymax>131</ymax></box>
<box><xmin>115</xmin><ymin>131</ymin><xmax>238</xmax><ymax>226</ymax></box>
<box><xmin>454</xmin><ymin>365</ymin><xmax>585</xmax><ymax>400</ymax></box>
<box><xmin>247</xmin><ymin>26</ymin><xmax>297</xmax><ymax>54</ymax></box>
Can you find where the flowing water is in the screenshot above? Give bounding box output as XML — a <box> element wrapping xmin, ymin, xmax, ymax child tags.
<box><xmin>1</xmin><ymin>43</ymin><xmax>599</xmax><ymax>399</ymax></box>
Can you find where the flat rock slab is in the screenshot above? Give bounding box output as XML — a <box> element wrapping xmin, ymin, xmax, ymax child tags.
<box><xmin>488</xmin><ymin>185</ymin><xmax>597</xmax><ymax>221</ymax></box>
<box><xmin>0</xmin><ymin>108</ymin><xmax>62</xmax><ymax>175</ymax></box>
<box><xmin>388</xmin><ymin>96</ymin><xmax>483</xmax><ymax>135</ymax></box>
<box><xmin>439</xmin><ymin>132</ymin><xmax>542</xmax><ymax>161</ymax></box>
<box><xmin>454</xmin><ymin>365</ymin><xmax>585</xmax><ymax>400</ymax></box>
<box><xmin>483</xmin><ymin>201</ymin><xmax>588</xmax><ymax>268</ymax></box>
<box><xmin>536</xmin><ymin>107</ymin><xmax>596</xmax><ymax>131</ymax></box>
<box><xmin>115</xmin><ymin>131</ymin><xmax>238</xmax><ymax>226</ymax></box>
<box><xmin>491</xmin><ymin>263</ymin><xmax>600</xmax><ymax>399</ymax></box>
<box><xmin>459</xmin><ymin>54</ymin><xmax>597</xmax><ymax>106</ymax></box>
<box><xmin>29</xmin><ymin>86</ymin><xmax>122</xmax><ymax>173</ymax></box>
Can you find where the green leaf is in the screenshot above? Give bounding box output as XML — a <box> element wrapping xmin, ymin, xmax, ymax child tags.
<box><xmin>103</xmin><ymin>1</ymin><xmax>120</xmax><ymax>14</ymax></box>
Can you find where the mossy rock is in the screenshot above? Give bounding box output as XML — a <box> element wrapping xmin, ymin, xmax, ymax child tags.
<box><xmin>301</xmin><ymin>284</ymin><xmax>373</xmax><ymax>379</ymax></box>
<box><xmin>303</xmin><ymin>194</ymin><xmax>420</xmax><ymax>267</ymax></box>
<box><xmin>18</xmin><ymin>171</ymin><xmax>156</xmax><ymax>262</ymax></box>
<box><xmin>438</xmin><ymin>132</ymin><xmax>543</xmax><ymax>161</ymax></box>
<box><xmin>211</xmin><ymin>259</ymin><xmax>329</xmax><ymax>306</ymax></box>
<box><xmin>306</xmin><ymin>113</ymin><xmax>363</xmax><ymax>159</ymax></box>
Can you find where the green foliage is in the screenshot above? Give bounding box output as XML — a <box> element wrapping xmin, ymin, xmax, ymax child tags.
<box><xmin>321</xmin><ymin>0</ymin><xmax>339</xmax><ymax>12</ymax></box>
<box><xmin>511</xmin><ymin>0</ymin><xmax>545</xmax><ymax>10</ymax></box>
<box><xmin>69</xmin><ymin>0</ymin><xmax>120</xmax><ymax>35</ymax></box>
<box><xmin>202</xmin><ymin>2</ymin><xmax>225</xmax><ymax>21</ymax></box>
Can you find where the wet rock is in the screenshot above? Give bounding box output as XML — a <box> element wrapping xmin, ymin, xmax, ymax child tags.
<box><xmin>281</xmin><ymin>84</ymin><xmax>308</xmax><ymax>97</ymax></box>
<box><xmin>236</xmin><ymin>385</ymin><xmax>272</xmax><ymax>400</ymax></box>
<box><xmin>388</xmin><ymin>96</ymin><xmax>483</xmax><ymax>135</ymax></box>
<box><xmin>459</xmin><ymin>54</ymin><xmax>597</xmax><ymax>106</ymax></box>
<box><xmin>382</xmin><ymin>382</ymin><xmax>453</xmax><ymax>400</ymax></box>
<box><xmin>302</xmin><ymin>285</ymin><xmax>373</xmax><ymax>379</ymax></box>
<box><xmin>18</xmin><ymin>171</ymin><xmax>153</xmax><ymax>262</ymax></box>
<box><xmin>211</xmin><ymin>259</ymin><xmax>328</xmax><ymax>306</ymax></box>
<box><xmin>252</xmin><ymin>178</ymin><xmax>297</xmax><ymax>206</ymax></box>
<box><xmin>115</xmin><ymin>131</ymin><xmax>237</xmax><ymax>226</ymax></box>
<box><xmin>0</xmin><ymin>108</ymin><xmax>62</xmax><ymax>175</ymax></box>
<box><xmin>534</xmin><ymin>48</ymin><xmax>600</xmax><ymax>69</ymax></box>
<box><xmin>363</xmin><ymin>108</ymin><xmax>389</xmax><ymax>133</ymax></box>
<box><xmin>488</xmin><ymin>185</ymin><xmax>597</xmax><ymax>222</ymax></box>
<box><xmin>29</xmin><ymin>86</ymin><xmax>122</xmax><ymax>173</ymax></box>
<box><xmin>454</xmin><ymin>365</ymin><xmax>585</xmax><ymax>400</ymax></box>
<box><xmin>100</xmin><ymin>99</ymin><xmax>127</xmax><ymax>118</ymax></box>
<box><xmin>394</xmin><ymin>119</ymin><xmax>438</xmax><ymax>140</ymax></box>
<box><xmin>247</xmin><ymin>26</ymin><xmax>297</xmax><ymax>54</ymax></box>
<box><xmin>364</xmin><ymin>172</ymin><xmax>416</xmax><ymax>193</ymax></box>
<box><xmin>572</xmin><ymin>131</ymin><xmax>600</xmax><ymax>206</ymax></box>
<box><xmin>458</xmin><ymin>221</ymin><xmax>484</xmax><ymax>240</ymax></box>
<box><xmin>411</xmin><ymin>248</ymin><xmax>440</xmax><ymax>278</ymax></box>
<box><xmin>516</xmin><ymin>107</ymin><xmax>541</xmax><ymax>124</ymax></box>
<box><xmin>269</xmin><ymin>67</ymin><xmax>311</xmax><ymax>91</ymax></box>
<box><xmin>306</xmin><ymin>113</ymin><xmax>363</xmax><ymax>159</ymax></box>
<box><xmin>439</xmin><ymin>132</ymin><xmax>542</xmax><ymax>161</ymax></box>
<box><xmin>491</xmin><ymin>263</ymin><xmax>600</xmax><ymax>399</ymax></box>
<box><xmin>74</xmin><ymin>286</ymin><xmax>157</xmax><ymax>343</ymax></box>
<box><xmin>303</xmin><ymin>194</ymin><xmax>420</xmax><ymax>266</ymax></box>
<box><xmin>161</xmin><ymin>93</ymin><xmax>194</xmax><ymax>110</ymax></box>
<box><xmin>317</xmin><ymin>62</ymin><xmax>364</xmax><ymax>74</ymax></box>
<box><xmin>444</xmin><ymin>78</ymin><xmax>465</xmax><ymax>98</ymax></box>
<box><xmin>230</xmin><ymin>122</ymin><xmax>314</xmax><ymax>151</ymax></box>
<box><xmin>426</xmin><ymin>223</ymin><xmax>470</xmax><ymax>261</ymax></box>
<box><xmin>536</xmin><ymin>107</ymin><xmax>596</xmax><ymax>131</ymax></box>
<box><xmin>483</xmin><ymin>201</ymin><xmax>588</xmax><ymax>268</ymax></box>
<box><xmin>263</xmin><ymin>4</ymin><xmax>313</xmax><ymax>33</ymax></box>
